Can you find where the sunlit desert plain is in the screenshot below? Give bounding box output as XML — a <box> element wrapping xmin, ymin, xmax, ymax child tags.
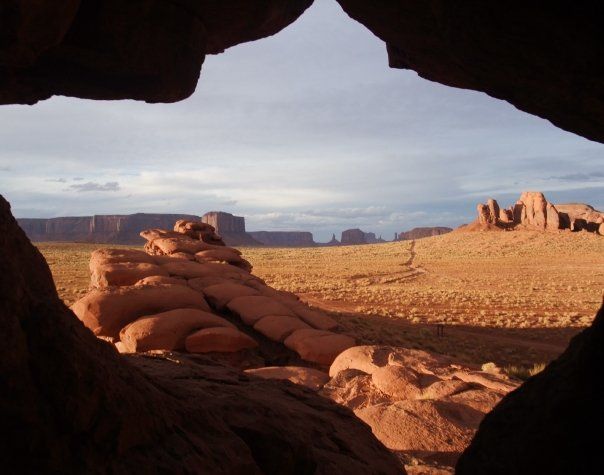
<box><xmin>38</xmin><ymin>229</ymin><xmax>604</xmax><ymax>374</ymax></box>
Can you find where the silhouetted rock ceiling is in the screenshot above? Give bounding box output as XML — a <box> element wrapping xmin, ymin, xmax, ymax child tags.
<box><xmin>2</xmin><ymin>1</ymin><xmax>604</xmax><ymax>143</ymax></box>
<box><xmin>0</xmin><ymin>0</ymin><xmax>313</xmax><ymax>103</ymax></box>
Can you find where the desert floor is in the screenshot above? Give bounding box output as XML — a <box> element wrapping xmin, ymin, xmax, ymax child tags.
<box><xmin>37</xmin><ymin>230</ymin><xmax>604</xmax><ymax>372</ymax></box>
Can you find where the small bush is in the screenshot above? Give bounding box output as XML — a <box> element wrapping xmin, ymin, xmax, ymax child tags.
<box><xmin>504</xmin><ymin>362</ymin><xmax>546</xmax><ymax>381</ymax></box>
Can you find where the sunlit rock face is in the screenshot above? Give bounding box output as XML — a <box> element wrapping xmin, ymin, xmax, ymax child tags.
<box><xmin>335</xmin><ymin>1</ymin><xmax>604</xmax><ymax>143</ymax></box>
<box><xmin>0</xmin><ymin>0</ymin><xmax>314</xmax><ymax>104</ymax></box>
<box><xmin>467</xmin><ymin>191</ymin><xmax>603</xmax><ymax>235</ymax></box>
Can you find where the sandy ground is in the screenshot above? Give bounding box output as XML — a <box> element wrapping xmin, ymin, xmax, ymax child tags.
<box><xmin>241</xmin><ymin>230</ymin><xmax>604</xmax><ymax>369</ymax></box>
<box><xmin>36</xmin><ymin>230</ymin><xmax>604</xmax><ymax>370</ymax></box>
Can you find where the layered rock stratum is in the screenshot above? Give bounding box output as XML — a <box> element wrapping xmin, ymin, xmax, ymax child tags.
<box><xmin>18</xmin><ymin>213</ymin><xmax>200</xmax><ymax>244</ymax></box>
<box><xmin>201</xmin><ymin>211</ymin><xmax>261</xmax><ymax>246</ymax></box>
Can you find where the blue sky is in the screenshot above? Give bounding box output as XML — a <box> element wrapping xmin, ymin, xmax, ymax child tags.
<box><xmin>0</xmin><ymin>0</ymin><xmax>602</xmax><ymax>241</ymax></box>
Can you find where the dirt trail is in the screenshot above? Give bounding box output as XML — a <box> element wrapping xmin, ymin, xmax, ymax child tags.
<box><xmin>403</xmin><ymin>240</ymin><xmax>416</xmax><ymax>267</ymax></box>
<box><xmin>299</xmin><ymin>238</ymin><xmax>569</xmax><ymax>359</ymax></box>
<box><xmin>375</xmin><ymin>240</ymin><xmax>425</xmax><ymax>284</ymax></box>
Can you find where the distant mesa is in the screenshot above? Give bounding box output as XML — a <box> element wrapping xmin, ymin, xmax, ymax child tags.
<box><xmin>341</xmin><ymin>228</ymin><xmax>377</xmax><ymax>245</ymax></box>
<box><xmin>18</xmin><ymin>213</ymin><xmax>200</xmax><ymax>244</ymax></box>
<box><xmin>17</xmin><ymin>210</ymin><xmax>318</xmax><ymax>247</ymax></box>
<box><xmin>396</xmin><ymin>227</ymin><xmax>453</xmax><ymax>241</ymax></box>
<box><xmin>201</xmin><ymin>211</ymin><xmax>260</xmax><ymax>246</ymax></box>
<box><xmin>18</xmin><ymin>208</ymin><xmax>457</xmax><ymax>247</ymax></box>
<box><xmin>203</xmin><ymin>211</ymin><xmax>317</xmax><ymax>247</ymax></box>
<box><xmin>248</xmin><ymin>231</ymin><xmax>315</xmax><ymax>247</ymax></box>
<box><xmin>462</xmin><ymin>191</ymin><xmax>604</xmax><ymax>235</ymax></box>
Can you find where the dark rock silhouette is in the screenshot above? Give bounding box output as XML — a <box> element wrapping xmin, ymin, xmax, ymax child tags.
<box><xmin>0</xmin><ymin>0</ymin><xmax>314</xmax><ymax>105</ymax></box>
<box><xmin>0</xmin><ymin>195</ymin><xmax>403</xmax><ymax>473</ymax></box>
<box><xmin>2</xmin><ymin>3</ymin><xmax>604</xmax><ymax>471</ymax></box>
<box><xmin>364</xmin><ymin>232</ymin><xmax>378</xmax><ymax>244</ymax></box>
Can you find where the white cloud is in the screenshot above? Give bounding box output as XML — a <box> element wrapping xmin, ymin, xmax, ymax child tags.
<box><xmin>69</xmin><ymin>181</ymin><xmax>120</xmax><ymax>192</ymax></box>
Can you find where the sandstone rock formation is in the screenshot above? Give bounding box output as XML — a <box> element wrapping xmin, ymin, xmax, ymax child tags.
<box><xmin>322</xmin><ymin>346</ymin><xmax>518</xmax><ymax>470</ymax></box>
<box><xmin>200</xmin><ymin>211</ymin><xmax>317</xmax><ymax>247</ymax></box>
<box><xmin>397</xmin><ymin>227</ymin><xmax>453</xmax><ymax>241</ymax></box>
<box><xmin>465</xmin><ymin>191</ymin><xmax>603</xmax><ymax>235</ymax></box>
<box><xmin>201</xmin><ymin>211</ymin><xmax>261</xmax><ymax>246</ymax></box>
<box><xmin>18</xmin><ymin>213</ymin><xmax>200</xmax><ymax>244</ymax></box>
<box><xmin>0</xmin><ymin>194</ymin><xmax>403</xmax><ymax>473</ymax></box>
<box><xmin>202</xmin><ymin>211</ymin><xmax>246</xmax><ymax>234</ymax></box>
<box><xmin>71</xmin><ymin>218</ymin><xmax>351</xmax><ymax>367</ymax></box>
<box><xmin>457</xmin><ymin>303</ymin><xmax>604</xmax><ymax>474</ymax></box>
<box><xmin>556</xmin><ymin>203</ymin><xmax>604</xmax><ymax>233</ymax></box>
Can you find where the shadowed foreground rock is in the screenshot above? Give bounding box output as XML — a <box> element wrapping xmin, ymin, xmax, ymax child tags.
<box><xmin>0</xmin><ymin>194</ymin><xmax>403</xmax><ymax>473</ymax></box>
<box><xmin>457</xmin><ymin>304</ymin><xmax>604</xmax><ymax>474</ymax></box>
<box><xmin>322</xmin><ymin>346</ymin><xmax>518</xmax><ymax>471</ymax></box>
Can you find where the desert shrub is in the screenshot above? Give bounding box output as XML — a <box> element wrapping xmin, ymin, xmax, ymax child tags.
<box><xmin>504</xmin><ymin>362</ymin><xmax>546</xmax><ymax>381</ymax></box>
